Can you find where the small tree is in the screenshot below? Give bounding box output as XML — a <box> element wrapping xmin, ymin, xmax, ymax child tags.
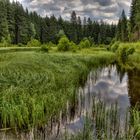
<box><xmin>57</xmin><ymin>36</ymin><xmax>70</xmax><ymax>51</ymax></box>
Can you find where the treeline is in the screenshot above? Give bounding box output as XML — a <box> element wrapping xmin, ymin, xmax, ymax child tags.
<box><xmin>0</xmin><ymin>0</ymin><xmax>116</xmax><ymax>45</ymax></box>
<box><xmin>117</xmin><ymin>0</ymin><xmax>140</xmax><ymax>42</ymax></box>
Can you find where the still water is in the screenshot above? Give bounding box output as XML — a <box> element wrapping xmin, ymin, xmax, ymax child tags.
<box><xmin>0</xmin><ymin>65</ymin><xmax>140</xmax><ymax>140</ymax></box>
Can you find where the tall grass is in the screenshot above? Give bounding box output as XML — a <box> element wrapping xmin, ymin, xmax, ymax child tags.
<box><xmin>0</xmin><ymin>51</ymin><xmax>115</xmax><ymax>131</ymax></box>
<box><xmin>67</xmin><ymin>99</ymin><xmax>140</xmax><ymax>140</ymax></box>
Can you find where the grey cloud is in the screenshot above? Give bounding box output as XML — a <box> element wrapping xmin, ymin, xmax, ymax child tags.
<box><xmin>20</xmin><ymin>0</ymin><xmax>132</xmax><ymax>23</ymax></box>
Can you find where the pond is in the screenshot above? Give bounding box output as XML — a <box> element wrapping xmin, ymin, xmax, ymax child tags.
<box><xmin>0</xmin><ymin>65</ymin><xmax>140</xmax><ymax>140</ymax></box>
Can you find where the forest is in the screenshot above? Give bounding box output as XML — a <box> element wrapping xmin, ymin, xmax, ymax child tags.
<box><xmin>0</xmin><ymin>0</ymin><xmax>140</xmax><ymax>140</ymax></box>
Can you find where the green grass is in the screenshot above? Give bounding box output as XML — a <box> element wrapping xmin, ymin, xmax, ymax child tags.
<box><xmin>0</xmin><ymin>50</ymin><xmax>115</xmax><ymax>130</ymax></box>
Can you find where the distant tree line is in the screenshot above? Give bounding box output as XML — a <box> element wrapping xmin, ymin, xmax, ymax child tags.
<box><xmin>0</xmin><ymin>0</ymin><xmax>117</xmax><ymax>45</ymax></box>
<box><xmin>117</xmin><ymin>0</ymin><xmax>140</xmax><ymax>42</ymax></box>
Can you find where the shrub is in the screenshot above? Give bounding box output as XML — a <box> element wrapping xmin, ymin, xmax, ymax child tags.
<box><xmin>117</xmin><ymin>45</ymin><xmax>135</xmax><ymax>64</ymax></box>
<box><xmin>27</xmin><ymin>39</ymin><xmax>41</xmax><ymax>47</ymax></box>
<box><xmin>0</xmin><ymin>37</ymin><xmax>11</xmax><ymax>47</ymax></box>
<box><xmin>47</xmin><ymin>41</ymin><xmax>56</xmax><ymax>48</ymax></box>
<box><xmin>79</xmin><ymin>39</ymin><xmax>91</xmax><ymax>49</ymax></box>
<box><xmin>41</xmin><ymin>44</ymin><xmax>49</xmax><ymax>52</ymax></box>
<box><xmin>57</xmin><ymin>36</ymin><xmax>71</xmax><ymax>51</ymax></box>
<box><xmin>18</xmin><ymin>43</ymin><xmax>24</xmax><ymax>47</ymax></box>
<box><xmin>111</xmin><ymin>41</ymin><xmax>120</xmax><ymax>52</ymax></box>
<box><xmin>69</xmin><ymin>41</ymin><xmax>78</xmax><ymax>52</ymax></box>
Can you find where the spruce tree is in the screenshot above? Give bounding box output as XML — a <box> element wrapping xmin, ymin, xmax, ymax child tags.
<box><xmin>0</xmin><ymin>0</ymin><xmax>10</xmax><ymax>42</ymax></box>
<box><xmin>117</xmin><ymin>10</ymin><xmax>128</xmax><ymax>42</ymax></box>
<box><xmin>130</xmin><ymin>0</ymin><xmax>136</xmax><ymax>32</ymax></box>
<box><xmin>135</xmin><ymin>0</ymin><xmax>140</xmax><ymax>39</ymax></box>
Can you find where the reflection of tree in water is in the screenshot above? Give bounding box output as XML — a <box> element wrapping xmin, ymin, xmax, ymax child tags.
<box><xmin>116</xmin><ymin>64</ymin><xmax>126</xmax><ymax>83</ymax></box>
<box><xmin>128</xmin><ymin>69</ymin><xmax>140</xmax><ymax>107</ymax></box>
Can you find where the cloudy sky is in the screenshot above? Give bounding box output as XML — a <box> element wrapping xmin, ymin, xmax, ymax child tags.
<box><xmin>11</xmin><ymin>0</ymin><xmax>132</xmax><ymax>23</ymax></box>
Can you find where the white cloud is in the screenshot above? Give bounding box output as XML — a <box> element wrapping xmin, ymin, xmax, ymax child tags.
<box><xmin>15</xmin><ymin>0</ymin><xmax>132</xmax><ymax>23</ymax></box>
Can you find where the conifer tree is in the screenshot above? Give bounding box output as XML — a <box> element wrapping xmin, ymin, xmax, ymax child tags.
<box><xmin>0</xmin><ymin>0</ymin><xmax>10</xmax><ymax>42</ymax></box>
<box><xmin>117</xmin><ymin>10</ymin><xmax>128</xmax><ymax>42</ymax></box>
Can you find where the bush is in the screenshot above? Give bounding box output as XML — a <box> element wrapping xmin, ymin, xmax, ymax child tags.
<box><xmin>18</xmin><ymin>43</ymin><xmax>25</xmax><ymax>47</ymax></box>
<box><xmin>47</xmin><ymin>41</ymin><xmax>56</xmax><ymax>48</ymax></box>
<box><xmin>57</xmin><ymin>36</ymin><xmax>71</xmax><ymax>51</ymax></box>
<box><xmin>27</xmin><ymin>39</ymin><xmax>41</xmax><ymax>47</ymax></box>
<box><xmin>41</xmin><ymin>44</ymin><xmax>49</xmax><ymax>52</ymax></box>
<box><xmin>0</xmin><ymin>37</ymin><xmax>11</xmax><ymax>47</ymax></box>
<box><xmin>69</xmin><ymin>41</ymin><xmax>78</xmax><ymax>52</ymax></box>
<box><xmin>117</xmin><ymin>45</ymin><xmax>135</xmax><ymax>64</ymax></box>
<box><xmin>79</xmin><ymin>39</ymin><xmax>91</xmax><ymax>49</ymax></box>
<box><xmin>111</xmin><ymin>41</ymin><xmax>120</xmax><ymax>52</ymax></box>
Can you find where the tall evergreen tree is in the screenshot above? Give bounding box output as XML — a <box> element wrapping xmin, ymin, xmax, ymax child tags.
<box><xmin>70</xmin><ymin>11</ymin><xmax>77</xmax><ymax>43</ymax></box>
<box><xmin>77</xmin><ymin>16</ymin><xmax>82</xmax><ymax>43</ymax></box>
<box><xmin>130</xmin><ymin>0</ymin><xmax>136</xmax><ymax>32</ymax></box>
<box><xmin>117</xmin><ymin>10</ymin><xmax>128</xmax><ymax>42</ymax></box>
<box><xmin>87</xmin><ymin>17</ymin><xmax>92</xmax><ymax>37</ymax></box>
<box><xmin>135</xmin><ymin>0</ymin><xmax>140</xmax><ymax>39</ymax></box>
<box><xmin>0</xmin><ymin>0</ymin><xmax>10</xmax><ymax>42</ymax></box>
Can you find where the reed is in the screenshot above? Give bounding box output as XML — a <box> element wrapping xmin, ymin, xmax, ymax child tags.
<box><xmin>68</xmin><ymin>98</ymin><xmax>140</xmax><ymax>140</ymax></box>
<box><xmin>0</xmin><ymin>50</ymin><xmax>115</xmax><ymax>131</ymax></box>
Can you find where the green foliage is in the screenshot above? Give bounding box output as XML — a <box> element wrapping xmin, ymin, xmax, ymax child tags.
<box><xmin>41</xmin><ymin>44</ymin><xmax>49</xmax><ymax>52</ymax></box>
<box><xmin>0</xmin><ymin>0</ymin><xmax>10</xmax><ymax>42</ymax></box>
<box><xmin>58</xmin><ymin>36</ymin><xmax>71</xmax><ymax>51</ymax></box>
<box><xmin>131</xmin><ymin>106</ymin><xmax>140</xmax><ymax>139</ymax></box>
<box><xmin>18</xmin><ymin>43</ymin><xmax>24</xmax><ymax>47</ymax></box>
<box><xmin>57</xmin><ymin>29</ymin><xmax>65</xmax><ymax>39</ymax></box>
<box><xmin>69</xmin><ymin>41</ymin><xmax>78</xmax><ymax>52</ymax></box>
<box><xmin>116</xmin><ymin>10</ymin><xmax>128</xmax><ymax>42</ymax></box>
<box><xmin>111</xmin><ymin>41</ymin><xmax>120</xmax><ymax>52</ymax></box>
<box><xmin>0</xmin><ymin>36</ymin><xmax>11</xmax><ymax>47</ymax></box>
<box><xmin>47</xmin><ymin>41</ymin><xmax>56</xmax><ymax>48</ymax></box>
<box><xmin>117</xmin><ymin>45</ymin><xmax>135</xmax><ymax>64</ymax></box>
<box><xmin>79</xmin><ymin>38</ymin><xmax>91</xmax><ymax>49</ymax></box>
<box><xmin>27</xmin><ymin>39</ymin><xmax>41</xmax><ymax>47</ymax></box>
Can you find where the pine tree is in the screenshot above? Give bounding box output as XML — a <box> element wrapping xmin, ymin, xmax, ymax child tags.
<box><xmin>77</xmin><ymin>16</ymin><xmax>82</xmax><ymax>43</ymax></box>
<box><xmin>135</xmin><ymin>0</ymin><xmax>140</xmax><ymax>39</ymax></box>
<box><xmin>83</xmin><ymin>17</ymin><xmax>87</xmax><ymax>38</ymax></box>
<box><xmin>0</xmin><ymin>0</ymin><xmax>10</xmax><ymax>42</ymax></box>
<box><xmin>117</xmin><ymin>10</ymin><xmax>128</xmax><ymax>42</ymax></box>
<box><xmin>70</xmin><ymin>11</ymin><xmax>77</xmax><ymax>43</ymax></box>
<box><xmin>130</xmin><ymin>0</ymin><xmax>136</xmax><ymax>32</ymax></box>
<box><xmin>87</xmin><ymin>17</ymin><xmax>92</xmax><ymax>37</ymax></box>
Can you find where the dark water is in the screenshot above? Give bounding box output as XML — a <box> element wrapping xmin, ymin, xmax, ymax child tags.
<box><xmin>0</xmin><ymin>65</ymin><xmax>140</xmax><ymax>140</ymax></box>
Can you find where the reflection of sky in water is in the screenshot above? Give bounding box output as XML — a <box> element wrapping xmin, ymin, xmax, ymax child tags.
<box><xmin>65</xmin><ymin>66</ymin><xmax>130</xmax><ymax>134</ymax></box>
<box><xmin>91</xmin><ymin>67</ymin><xmax>129</xmax><ymax>107</ymax></box>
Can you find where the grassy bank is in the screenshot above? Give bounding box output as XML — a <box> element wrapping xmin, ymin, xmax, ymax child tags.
<box><xmin>113</xmin><ymin>42</ymin><xmax>140</xmax><ymax>70</ymax></box>
<box><xmin>0</xmin><ymin>50</ymin><xmax>115</xmax><ymax>130</ymax></box>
